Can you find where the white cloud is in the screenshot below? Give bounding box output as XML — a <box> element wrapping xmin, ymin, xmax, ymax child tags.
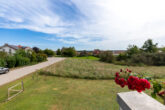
<box><xmin>0</xmin><ymin>0</ymin><xmax>67</xmax><ymax>33</ymax></box>
<box><xmin>1</xmin><ymin>0</ymin><xmax>165</xmax><ymax>49</ymax></box>
<box><xmin>69</xmin><ymin>0</ymin><xmax>165</xmax><ymax>49</ymax></box>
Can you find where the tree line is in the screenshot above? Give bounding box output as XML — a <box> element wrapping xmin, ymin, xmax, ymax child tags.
<box><xmin>100</xmin><ymin>39</ymin><xmax>165</xmax><ymax>66</ymax></box>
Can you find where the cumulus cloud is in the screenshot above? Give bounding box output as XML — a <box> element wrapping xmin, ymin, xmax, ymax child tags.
<box><xmin>1</xmin><ymin>0</ymin><xmax>165</xmax><ymax>49</ymax></box>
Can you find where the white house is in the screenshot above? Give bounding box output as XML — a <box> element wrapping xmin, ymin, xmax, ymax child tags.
<box><xmin>0</xmin><ymin>43</ymin><xmax>32</xmax><ymax>54</ymax></box>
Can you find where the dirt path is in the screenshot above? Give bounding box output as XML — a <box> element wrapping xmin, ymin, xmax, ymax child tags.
<box><xmin>0</xmin><ymin>57</ymin><xmax>65</xmax><ymax>86</ymax></box>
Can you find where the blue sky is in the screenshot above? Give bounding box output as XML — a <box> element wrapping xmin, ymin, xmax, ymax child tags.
<box><xmin>0</xmin><ymin>0</ymin><xmax>165</xmax><ymax>50</ymax></box>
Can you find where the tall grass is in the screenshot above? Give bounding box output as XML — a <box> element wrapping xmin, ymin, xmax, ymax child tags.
<box><xmin>39</xmin><ymin>59</ymin><xmax>117</xmax><ymax>79</ymax></box>
<box><xmin>39</xmin><ymin>58</ymin><xmax>165</xmax><ymax>79</ymax></box>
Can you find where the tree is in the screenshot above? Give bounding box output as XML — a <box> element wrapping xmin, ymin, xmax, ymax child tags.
<box><xmin>160</xmin><ymin>47</ymin><xmax>165</xmax><ymax>52</ymax></box>
<box><xmin>32</xmin><ymin>47</ymin><xmax>40</xmax><ymax>53</ymax></box>
<box><xmin>141</xmin><ymin>39</ymin><xmax>158</xmax><ymax>53</ymax></box>
<box><xmin>99</xmin><ymin>51</ymin><xmax>114</xmax><ymax>63</ymax></box>
<box><xmin>61</xmin><ymin>47</ymin><xmax>76</xmax><ymax>57</ymax></box>
<box><xmin>79</xmin><ymin>50</ymin><xmax>88</xmax><ymax>57</ymax></box>
<box><xmin>43</xmin><ymin>49</ymin><xmax>55</xmax><ymax>57</ymax></box>
<box><xmin>127</xmin><ymin>45</ymin><xmax>140</xmax><ymax>58</ymax></box>
<box><xmin>116</xmin><ymin>53</ymin><xmax>127</xmax><ymax>61</ymax></box>
<box><xmin>56</xmin><ymin>49</ymin><xmax>61</xmax><ymax>55</ymax></box>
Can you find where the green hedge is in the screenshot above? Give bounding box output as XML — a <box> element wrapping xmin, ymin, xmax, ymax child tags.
<box><xmin>15</xmin><ymin>55</ymin><xmax>30</xmax><ymax>66</ymax></box>
<box><xmin>36</xmin><ymin>53</ymin><xmax>47</xmax><ymax>62</ymax></box>
<box><xmin>0</xmin><ymin>49</ymin><xmax>48</xmax><ymax>68</ymax></box>
<box><xmin>0</xmin><ymin>58</ymin><xmax>6</xmax><ymax>67</ymax></box>
<box><xmin>6</xmin><ymin>56</ymin><xmax>16</xmax><ymax>68</ymax></box>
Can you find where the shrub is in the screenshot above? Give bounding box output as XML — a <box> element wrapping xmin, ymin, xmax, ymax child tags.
<box><xmin>15</xmin><ymin>55</ymin><xmax>30</xmax><ymax>66</ymax></box>
<box><xmin>0</xmin><ymin>58</ymin><xmax>6</xmax><ymax>67</ymax></box>
<box><xmin>30</xmin><ymin>52</ymin><xmax>37</xmax><ymax>62</ymax></box>
<box><xmin>116</xmin><ymin>53</ymin><xmax>127</xmax><ymax>61</ymax></box>
<box><xmin>127</xmin><ymin>45</ymin><xmax>140</xmax><ymax>58</ymax></box>
<box><xmin>15</xmin><ymin>49</ymin><xmax>27</xmax><ymax>57</ymax></box>
<box><xmin>0</xmin><ymin>51</ymin><xmax>8</xmax><ymax>59</ymax></box>
<box><xmin>6</xmin><ymin>56</ymin><xmax>16</xmax><ymax>68</ymax></box>
<box><xmin>61</xmin><ymin>47</ymin><xmax>76</xmax><ymax>57</ymax></box>
<box><xmin>43</xmin><ymin>49</ymin><xmax>54</xmax><ymax>57</ymax></box>
<box><xmin>36</xmin><ymin>53</ymin><xmax>47</xmax><ymax>62</ymax></box>
<box><xmin>131</xmin><ymin>52</ymin><xmax>165</xmax><ymax>66</ymax></box>
<box><xmin>79</xmin><ymin>50</ymin><xmax>91</xmax><ymax>57</ymax></box>
<box><xmin>99</xmin><ymin>51</ymin><xmax>114</xmax><ymax>63</ymax></box>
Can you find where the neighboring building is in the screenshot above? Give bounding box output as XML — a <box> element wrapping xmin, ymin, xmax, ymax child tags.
<box><xmin>17</xmin><ymin>45</ymin><xmax>32</xmax><ymax>51</ymax></box>
<box><xmin>111</xmin><ymin>50</ymin><xmax>126</xmax><ymax>56</ymax></box>
<box><xmin>93</xmin><ymin>49</ymin><xmax>101</xmax><ymax>56</ymax></box>
<box><xmin>0</xmin><ymin>43</ymin><xmax>32</xmax><ymax>54</ymax></box>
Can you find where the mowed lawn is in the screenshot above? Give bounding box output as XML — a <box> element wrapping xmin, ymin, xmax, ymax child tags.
<box><xmin>0</xmin><ymin>58</ymin><xmax>164</xmax><ymax>110</ymax></box>
<box><xmin>0</xmin><ymin>74</ymin><xmax>129</xmax><ymax>110</ymax></box>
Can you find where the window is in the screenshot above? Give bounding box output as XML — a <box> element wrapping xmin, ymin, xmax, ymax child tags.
<box><xmin>3</xmin><ymin>49</ymin><xmax>5</xmax><ymax>52</ymax></box>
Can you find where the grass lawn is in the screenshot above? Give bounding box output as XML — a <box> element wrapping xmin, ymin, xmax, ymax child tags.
<box><xmin>0</xmin><ymin>58</ymin><xmax>164</xmax><ymax>110</ymax></box>
<box><xmin>73</xmin><ymin>56</ymin><xmax>100</xmax><ymax>60</ymax></box>
<box><xmin>0</xmin><ymin>74</ymin><xmax>130</xmax><ymax>110</ymax></box>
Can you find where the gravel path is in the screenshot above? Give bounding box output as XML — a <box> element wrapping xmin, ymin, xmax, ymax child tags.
<box><xmin>0</xmin><ymin>57</ymin><xmax>65</xmax><ymax>86</ymax></box>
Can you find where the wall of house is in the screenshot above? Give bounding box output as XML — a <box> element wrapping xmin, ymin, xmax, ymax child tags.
<box><xmin>0</xmin><ymin>46</ymin><xmax>16</xmax><ymax>54</ymax></box>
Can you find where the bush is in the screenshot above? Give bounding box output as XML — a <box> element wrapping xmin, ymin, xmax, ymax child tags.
<box><xmin>43</xmin><ymin>49</ymin><xmax>54</xmax><ymax>57</ymax></box>
<box><xmin>79</xmin><ymin>50</ymin><xmax>91</xmax><ymax>57</ymax></box>
<box><xmin>36</xmin><ymin>53</ymin><xmax>47</xmax><ymax>62</ymax></box>
<box><xmin>30</xmin><ymin>52</ymin><xmax>37</xmax><ymax>62</ymax></box>
<box><xmin>61</xmin><ymin>47</ymin><xmax>76</xmax><ymax>57</ymax></box>
<box><xmin>116</xmin><ymin>53</ymin><xmax>127</xmax><ymax>61</ymax></box>
<box><xmin>6</xmin><ymin>56</ymin><xmax>16</xmax><ymax>68</ymax></box>
<box><xmin>0</xmin><ymin>58</ymin><xmax>6</xmax><ymax>67</ymax></box>
<box><xmin>99</xmin><ymin>51</ymin><xmax>114</xmax><ymax>63</ymax></box>
<box><xmin>15</xmin><ymin>49</ymin><xmax>27</xmax><ymax>57</ymax></box>
<box><xmin>0</xmin><ymin>52</ymin><xmax>8</xmax><ymax>59</ymax></box>
<box><xmin>131</xmin><ymin>52</ymin><xmax>165</xmax><ymax>66</ymax></box>
<box><xmin>15</xmin><ymin>55</ymin><xmax>30</xmax><ymax>66</ymax></box>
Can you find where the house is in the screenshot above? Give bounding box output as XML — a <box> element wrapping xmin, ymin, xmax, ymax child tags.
<box><xmin>93</xmin><ymin>49</ymin><xmax>101</xmax><ymax>56</ymax></box>
<box><xmin>111</xmin><ymin>50</ymin><xmax>126</xmax><ymax>56</ymax></box>
<box><xmin>0</xmin><ymin>43</ymin><xmax>32</xmax><ymax>54</ymax></box>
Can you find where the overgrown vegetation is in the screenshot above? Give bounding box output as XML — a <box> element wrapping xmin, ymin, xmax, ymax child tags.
<box><xmin>39</xmin><ymin>58</ymin><xmax>165</xmax><ymax>80</ymax></box>
<box><xmin>115</xmin><ymin>39</ymin><xmax>165</xmax><ymax>66</ymax></box>
<box><xmin>99</xmin><ymin>51</ymin><xmax>114</xmax><ymax>63</ymax></box>
<box><xmin>39</xmin><ymin>58</ymin><xmax>115</xmax><ymax>79</ymax></box>
<box><xmin>0</xmin><ymin>47</ymin><xmax>48</xmax><ymax>68</ymax></box>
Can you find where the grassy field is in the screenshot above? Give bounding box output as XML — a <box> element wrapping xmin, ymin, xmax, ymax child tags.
<box><xmin>73</xmin><ymin>56</ymin><xmax>100</xmax><ymax>60</ymax></box>
<box><xmin>0</xmin><ymin>58</ymin><xmax>164</xmax><ymax>110</ymax></box>
<box><xmin>40</xmin><ymin>58</ymin><xmax>165</xmax><ymax>79</ymax></box>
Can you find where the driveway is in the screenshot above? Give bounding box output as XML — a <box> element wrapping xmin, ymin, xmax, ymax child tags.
<box><xmin>0</xmin><ymin>57</ymin><xmax>65</xmax><ymax>86</ymax></box>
